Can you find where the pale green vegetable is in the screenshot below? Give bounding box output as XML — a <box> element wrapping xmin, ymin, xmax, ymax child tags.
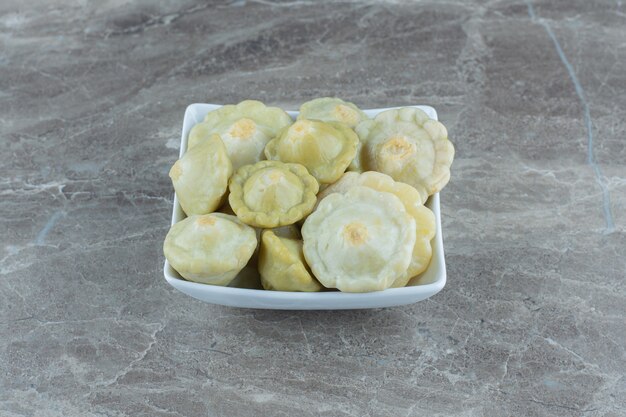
<box><xmin>317</xmin><ymin>170</ymin><xmax>428</xmax><ymax>206</ymax></box>
<box><xmin>169</xmin><ymin>133</ymin><xmax>232</xmax><ymax>216</ymax></box>
<box><xmin>265</xmin><ymin>119</ymin><xmax>358</xmax><ymax>184</ymax></box>
<box><xmin>188</xmin><ymin>100</ymin><xmax>292</xmax><ymax>170</ymax></box>
<box><xmin>163</xmin><ymin>213</ymin><xmax>257</xmax><ymax>285</ymax></box>
<box><xmin>297</xmin><ymin>97</ymin><xmax>367</xmax><ymax>128</ymax></box>
<box><xmin>258</xmin><ymin>230</ymin><xmax>323</xmax><ymax>292</ymax></box>
<box><xmin>229</xmin><ymin>160</ymin><xmax>319</xmax><ymax>228</ymax></box>
<box><xmin>302</xmin><ymin>186</ymin><xmax>416</xmax><ymax>292</ymax></box>
<box><xmin>355</xmin><ymin>107</ymin><xmax>454</xmax><ymax>196</ymax></box>
<box><xmin>316</xmin><ymin>171</ymin><xmax>435</xmax><ymax>286</ymax></box>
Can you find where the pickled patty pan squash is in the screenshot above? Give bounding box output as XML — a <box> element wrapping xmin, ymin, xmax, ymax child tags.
<box><xmin>229</xmin><ymin>160</ymin><xmax>319</xmax><ymax>228</ymax></box>
<box><xmin>355</xmin><ymin>107</ymin><xmax>454</xmax><ymax>196</ymax></box>
<box><xmin>163</xmin><ymin>213</ymin><xmax>257</xmax><ymax>286</ymax></box>
<box><xmin>169</xmin><ymin>133</ymin><xmax>232</xmax><ymax>216</ymax></box>
<box><xmin>188</xmin><ymin>100</ymin><xmax>293</xmax><ymax>170</ymax></box>
<box><xmin>297</xmin><ymin>97</ymin><xmax>367</xmax><ymax>128</ymax></box>
<box><xmin>316</xmin><ymin>171</ymin><xmax>435</xmax><ymax>286</ymax></box>
<box><xmin>259</xmin><ymin>230</ymin><xmax>323</xmax><ymax>292</ymax></box>
<box><xmin>317</xmin><ymin>170</ymin><xmax>428</xmax><ymax>206</ymax></box>
<box><xmin>264</xmin><ymin>119</ymin><xmax>358</xmax><ymax>184</ymax></box>
<box><xmin>302</xmin><ymin>186</ymin><xmax>416</xmax><ymax>292</ymax></box>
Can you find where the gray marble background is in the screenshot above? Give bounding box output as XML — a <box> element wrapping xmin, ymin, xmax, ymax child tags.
<box><xmin>1</xmin><ymin>0</ymin><xmax>625</xmax><ymax>416</ymax></box>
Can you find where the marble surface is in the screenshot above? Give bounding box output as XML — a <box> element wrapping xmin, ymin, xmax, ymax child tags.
<box><xmin>1</xmin><ymin>0</ymin><xmax>625</xmax><ymax>415</ymax></box>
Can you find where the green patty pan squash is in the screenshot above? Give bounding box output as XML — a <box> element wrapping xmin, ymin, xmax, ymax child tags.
<box><xmin>188</xmin><ymin>100</ymin><xmax>292</xmax><ymax>170</ymax></box>
<box><xmin>229</xmin><ymin>160</ymin><xmax>319</xmax><ymax>228</ymax></box>
<box><xmin>355</xmin><ymin>107</ymin><xmax>454</xmax><ymax>196</ymax></box>
<box><xmin>264</xmin><ymin>119</ymin><xmax>358</xmax><ymax>184</ymax></box>
<box><xmin>169</xmin><ymin>133</ymin><xmax>232</xmax><ymax>216</ymax></box>
<box><xmin>297</xmin><ymin>97</ymin><xmax>367</xmax><ymax>128</ymax></box>
<box><xmin>316</xmin><ymin>171</ymin><xmax>435</xmax><ymax>286</ymax></box>
<box><xmin>302</xmin><ymin>186</ymin><xmax>416</xmax><ymax>293</ymax></box>
<box><xmin>164</xmin><ymin>213</ymin><xmax>257</xmax><ymax>286</ymax></box>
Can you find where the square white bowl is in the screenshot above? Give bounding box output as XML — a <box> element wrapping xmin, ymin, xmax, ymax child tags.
<box><xmin>164</xmin><ymin>104</ymin><xmax>447</xmax><ymax>309</ymax></box>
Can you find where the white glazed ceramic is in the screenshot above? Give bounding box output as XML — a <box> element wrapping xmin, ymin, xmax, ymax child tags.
<box><xmin>164</xmin><ymin>104</ymin><xmax>447</xmax><ymax>309</ymax></box>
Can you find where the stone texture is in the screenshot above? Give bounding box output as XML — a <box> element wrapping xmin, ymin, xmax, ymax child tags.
<box><xmin>1</xmin><ymin>0</ymin><xmax>625</xmax><ymax>416</ymax></box>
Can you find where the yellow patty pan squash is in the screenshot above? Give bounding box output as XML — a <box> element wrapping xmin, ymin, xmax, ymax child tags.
<box><xmin>258</xmin><ymin>230</ymin><xmax>323</xmax><ymax>292</ymax></box>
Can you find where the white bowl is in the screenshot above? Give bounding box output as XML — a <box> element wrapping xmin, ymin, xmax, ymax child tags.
<box><xmin>163</xmin><ymin>104</ymin><xmax>447</xmax><ymax>309</ymax></box>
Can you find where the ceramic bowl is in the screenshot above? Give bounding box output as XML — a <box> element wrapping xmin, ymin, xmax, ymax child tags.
<box><xmin>164</xmin><ymin>104</ymin><xmax>447</xmax><ymax>309</ymax></box>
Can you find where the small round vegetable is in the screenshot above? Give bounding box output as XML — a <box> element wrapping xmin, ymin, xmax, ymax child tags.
<box><xmin>297</xmin><ymin>97</ymin><xmax>367</xmax><ymax>128</ymax></box>
<box><xmin>302</xmin><ymin>186</ymin><xmax>416</xmax><ymax>292</ymax></box>
<box><xmin>355</xmin><ymin>107</ymin><xmax>454</xmax><ymax>196</ymax></box>
<box><xmin>169</xmin><ymin>133</ymin><xmax>232</xmax><ymax>216</ymax></box>
<box><xmin>264</xmin><ymin>119</ymin><xmax>358</xmax><ymax>184</ymax></box>
<box><xmin>229</xmin><ymin>160</ymin><xmax>319</xmax><ymax>228</ymax></box>
<box><xmin>317</xmin><ymin>170</ymin><xmax>428</xmax><ymax>206</ymax></box>
<box><xmin>316</xmin><ymin>171</ymin><xmax>435</xmax><ymax>286</ymax></box>
<box><xmin>258</xmin><ymin>230</ymin><xmax>323</xmax><ymax>292</ymax></box>
<box><xmin>188</xmin><ymin>100</ymin><xmax>293</xmax><ymax>170</ymax></box>
<box><xmin>163</xmin><ymin>213</ymin><xmax>257</xmax><ymax>286</ymax></box>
